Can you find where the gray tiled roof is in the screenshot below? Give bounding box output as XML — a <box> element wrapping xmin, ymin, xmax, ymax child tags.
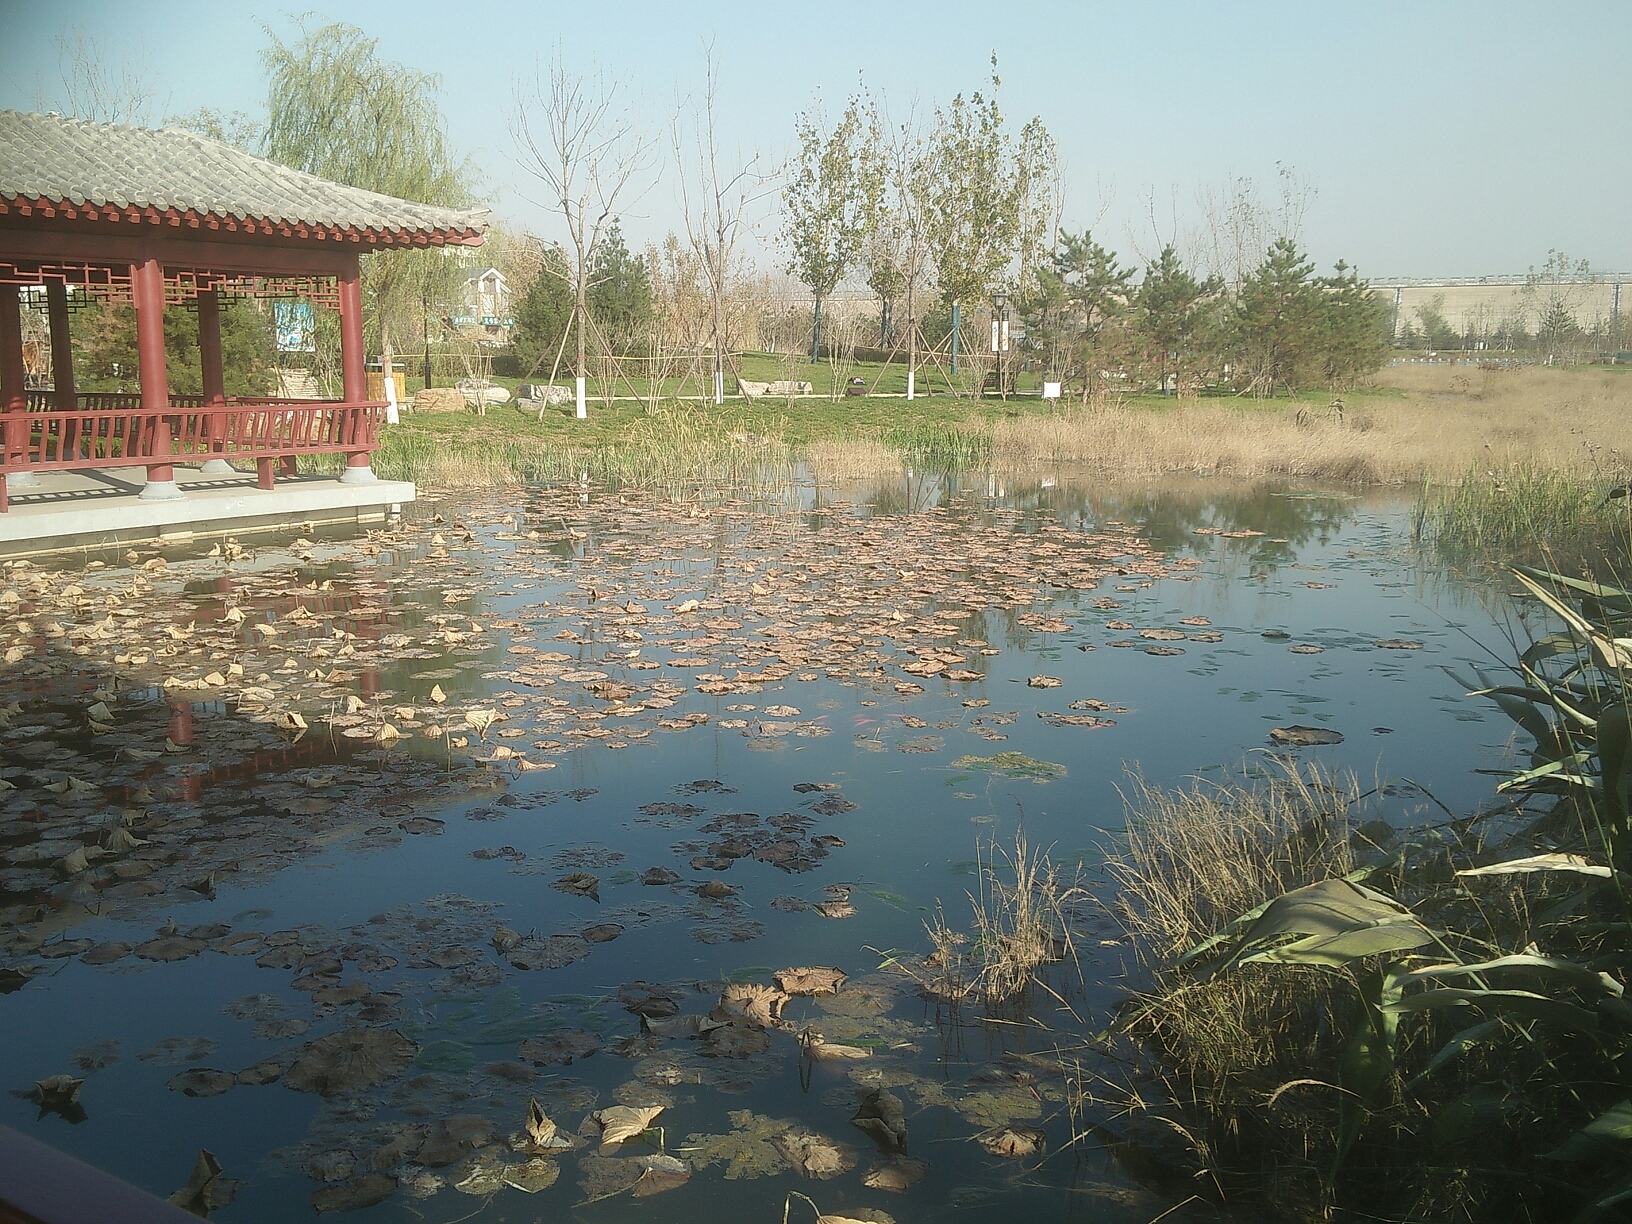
<box><xmin>0</xmin><ymin>110</ymin><xmax>488</xmax><ymax>240</ymax></box>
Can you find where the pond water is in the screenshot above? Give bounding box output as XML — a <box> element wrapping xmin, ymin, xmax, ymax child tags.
<box><xmin>0</xmin><ymin>470</ymin><xmax>1527</xmax><ymax>1222</ymax></box>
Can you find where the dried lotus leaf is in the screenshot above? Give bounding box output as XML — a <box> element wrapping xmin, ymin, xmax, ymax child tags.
<box><xmin>552</xmin><ymin>872</ymin><xmax>601</xmax><ymax>900</ymax></box>
<box><xmin>631</xmin><ymin>1153</ymin><xmax>691</xmax><ymax>1196</ymax></box>
<box><xmin>862</xmin><ymin>1156</ymin><xmax>929</xmax><ymax>1191</ymax></box>
<box><xmin>167</xmin><ymin>1068</ymin><xmax>236</xmax><ymax>1098</ymax></box>
<box><xmin>517</xmin><ymin>1028</ymin><xmax>600</xmax><ymax>1066</ymax></box>
<box><xmin>169</xmin><ymin>1149</ymin><xmax>238</xmax><ymax>1215</ymax></box>
<box><xmin>305</xmin><ymin>1150</ymin><xmax>356</xmax><ymax>1182</ymax></box>
<box><xmin>577</xmin><ymin>1154</ymin><xmax>644</xmax><ymax>1198</ymax></box>
<box><xmin>772</xmin><ymin>1129</ymin><xmax>857</xmax><ymax>1180</ymax></box>
<box><xmin>502</xmin><ymin>1157</ymin><xmax>560</xmax><ymax>1193</ymax></box>
<box><xmin>851</xmin><ymin>1089</ymin><xmax>908</xmax><ymax>1154</ymax></box>
<box><xmin>645</xmin><ymin>1013</ymin><xmax>725</xmax><ymax>1039</ymax></box>
<box><xmin>701</xmin><ymin>1024</ymin><xmax>771</xmax><ymax>1058</ymax></box>
<box><xmin>525</xmin><ymin>1097</ymin><xmax>557</xmax><ymax>1147</ymax></box>
<box><xmin>284</xmin><ymin>1028</ymin><xmax>416</xmax><ymax>1097</ymax></box>
<box><xmin>713</xmin><ymin>982</ymin><xmax>789</xmax><ymax>1028</ymax></box>
<box><xmin>310</xmin><ymin>1172</ymin><xmax>396</xmax><ymax>1213</ymax></box>
<box><xmin>134</xmin><ymin>935</ymin><xmax>207</xmax><ymax>962</ymax></box>
<box><xmin>416</xmin><ymin>1115</ymin><xmax>497</xmax><ymax>1168</ymax></box>
<box><xmin>593</xmin><ymin>1104</ymin><xmax>664</xmax><ymax>1151</ymax></box>
<box><xmin>975</xmin><ymin>1123</ymin><xmax>1046</xmax><ymax>1158</ymax></box>
<box><xmin>775</xmin><ymin>966</ymin><xmax>848</xmax><ymax>996</ymax></box>
<box><xmin>803</xmin><ymin>1037</ymin><xmax>870</xmax><ymax>1061</ymax></box>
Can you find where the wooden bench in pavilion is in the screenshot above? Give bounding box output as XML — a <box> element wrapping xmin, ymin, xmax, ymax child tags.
<box><xmin>0</xmin><ymin>110</ymin><xmax>488</xmax><ymax>512</ymax></box>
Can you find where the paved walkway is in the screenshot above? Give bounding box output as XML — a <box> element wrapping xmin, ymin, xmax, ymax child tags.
<box><xmin>0</xmin><ymin>464</ymin><xmax>415</xmax><ymax>559</ymax></box>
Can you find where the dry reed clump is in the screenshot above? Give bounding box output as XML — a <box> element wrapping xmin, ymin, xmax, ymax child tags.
<box><xmin>987</xmin><ymin>372</ymin><xmax>1627</xmax><ymax>484</ymax></box>
<box><xmin>897</xmin><ymin>834</ymin><xmax>1081</xmax><ymax>1009</ymax></box>
<box><xmin>970</xmin><ymin>832</ymin><xmax>1081</xmax><ymax>1003</ymax></box>
<box><xmin>1107</xmin><ymin>766</ymin><xmax>1359</xmax><ymax>963</ymax></box>
<box><xmin>804</xmin><ymin>436</ymin><xmax>896</xmax><ymax>483</ymax></box>
<box><xmin>1094</xmin><ymin>766</ymin><xmax>1363</xmax><ymax>1196</ymax></box>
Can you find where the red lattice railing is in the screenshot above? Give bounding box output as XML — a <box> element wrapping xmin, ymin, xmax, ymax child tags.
<box><xmin>1</xmin><ymin>398</ymin><xmax>384</xmax><ymax>510</ymax></box>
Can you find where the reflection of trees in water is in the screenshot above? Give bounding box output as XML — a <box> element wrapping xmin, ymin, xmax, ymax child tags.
<box><xmin>949</xmin><ymin>478</ymin><xmax>1358</xmax><ymax>573</ymax></box>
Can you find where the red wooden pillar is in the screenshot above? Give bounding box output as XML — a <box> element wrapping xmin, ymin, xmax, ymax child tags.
<box><xmin>336</xmin><ymin>260</ymin><xmax>375</xmax><ymax>484</ymax></box>
<box><xmin>0</xmin><ymin>283</ymin><xmax>37</xmax><ymax>508</ymax></box>
<box><xmin>196</xmin><ymin>288</ymin><xmax>234</xmax><ymax>475</ymax></box>
<box><xmin>46</xmin><ymin>281</ymin><xmax>76</xmax><ymax>413</ymax></box>
<box><xmin>132</xmin><ymin>254</ymin><xmax>182</xmax><ymax>500</ymax></box>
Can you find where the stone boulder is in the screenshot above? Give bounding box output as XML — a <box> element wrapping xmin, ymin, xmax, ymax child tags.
<box><xmin>412</xmin><ymin>387</ymin><xmax>467</xmax><ymax>414</ymax></box>
<box><xmin>737</xmin><ymin>379</ymin><xmax>771</xmax><ymax>399</ymax></box>
<box><xmin>517</xmin><ymin>384</ymin><xmax>573</xmax><ymax>408</ymax></box>
<box><xmin>766</xmin><ymin>380</ymin><xmax>813</xmax><ymax>396</ymax></box>
<box><xmin>456</xmin><ymin>379</ymin><xmax>511</xmax><ymax>407</ymax></box>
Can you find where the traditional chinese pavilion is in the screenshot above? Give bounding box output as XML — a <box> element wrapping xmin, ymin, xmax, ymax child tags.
<box><xmin>0</xmin><ymin>109</ymin><xmax>487</xmax><ymax>513</ymax></box>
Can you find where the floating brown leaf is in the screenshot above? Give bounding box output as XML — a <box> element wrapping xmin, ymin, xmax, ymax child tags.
<box><xmin>975</xmin><ymin>1123</ymin><xmax>1047</xmax><ymax>1158</ymax></box>
<box><xmin>862</xmin><ymin>1156</ymin><xmax>929</xmax><ymax>1191</ymax></box>
<box><xmin>1268</xmin><ymin>725</ymin><xmax>1344</xmax><ymax>746</ymax></box>
<box><xmin>775</xmin><ymin>966</ymin><xmax>847</xmax><ymax>996</ymax></box>
<box><xmin>284</xmin><ymin>1028</ymin><xmax>416</xmax><ymax>1097</ymax></box>
<box><xmin>310</xmin><ymin>1173</ymin><xmax>396</xmax><ymax>1214</ymax></box>
<box><xmin>415</xmin><ymin>1114</ymin><xmax>496</xmax><ymax>1167</ymax></box>
<box><xmin>502</xmin><ymin>1158</ymin><xmax>560</xmax><ymax>1193</ymax></box>
<box><xmin>552</xmin><ymin>871</ymin><xmax>601</xmax><ymax>900</ymax></box>
<box><xmin>631</xmin><ymin>1152</ymin><xmax>692</xmax><ymax>1196</ymax></box>
<box><xmin>713</xmin><ymin>982</ymin><xmax>790</xmax><ymax>1028</ymax></box>
<box><xmin>168</xmin><ymin>1149</ymin><xmax>238</xmax><ymax>1217</ymax></box>
<box><xmin>168</xmin><ymin>1068</ymin><xmax>236</xmax><ymax>1098</ymax></box>
<box><xmin>592</xmin><ymin>1104</ymin><xmax>664</xmax><ymax>1151</ymax></box>
<box><xmin>773</xmin><ymin>1128</ymin><xmax>857</xmax><ymax>1180</ymax></box>
<box><xmin>517</xmin><ymin>1029</ymin><xmax>601</xmax><ymax>1066</ymax></box>
<box><xmin>851</xmin><ymin>1089</ymin><xmax>908</xmax><ymax>1154</ymax></box>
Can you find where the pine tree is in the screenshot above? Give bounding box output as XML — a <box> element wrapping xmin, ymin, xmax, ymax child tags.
<box><xmin>1136</xmin><ymin>246</ymin><xmax>1220</xmax><ymax>395</ymax></box>
<box><xmin>587</xmin><ymin>221</ymin><xmax>653</xmax><ymax>355</ymax></box>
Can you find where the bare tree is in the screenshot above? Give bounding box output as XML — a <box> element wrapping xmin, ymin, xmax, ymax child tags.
<box><xmin>1186</xmin><ymin>164</ymin><xmax>1315</xmax><ymax>292</ymax></box>
<box><xmin>671</xmin><ymin>44</ymin><xmax>778</xmax><ymax>404</ymax></box>
<box><xmin>877</xmin><ymin>107</ymin><xmax>938</xmax><ymax>400</ymax></box>
<box><xmin>513</xmin><ymin>57</ymin><xmax>655</xmax><ymax>419</ymax></box>
<box><xmin>48</xmin><ymin>25</ymin><xmax>169</xmax><ymax>126</ymax></box>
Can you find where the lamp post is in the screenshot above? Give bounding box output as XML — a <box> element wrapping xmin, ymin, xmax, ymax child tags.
<box><xmin>990</xmin><ymin>289</ymin><xmax>1009</xmax><ymax>399</ymax></box>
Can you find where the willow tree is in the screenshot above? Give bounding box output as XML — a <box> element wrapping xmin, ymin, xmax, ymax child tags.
<box><xmin>261</xmin><ymin>21</ymin><xmax>476</xmax><ymax>372</ymax></box>
<box><xmin>924</xmin><ymin>61</ymin><xmax>1057</xmax><ymax>378</ymax></box>
<box><xmin>780</xmin><ymin>90</ymin><xmax>884</xmax><ymax>363</ymax></box>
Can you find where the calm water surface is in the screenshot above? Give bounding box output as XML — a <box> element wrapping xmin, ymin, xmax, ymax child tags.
<box><xmin>0</xmin><ymin>471</ymin><xmax>1526</xmax><ymax>1222</ymax></box>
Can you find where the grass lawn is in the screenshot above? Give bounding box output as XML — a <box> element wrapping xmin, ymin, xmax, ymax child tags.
<box><xmin>359</xmin><ymin>361</ymin><xmax>1627</xmax><ymax>493</ymax></box>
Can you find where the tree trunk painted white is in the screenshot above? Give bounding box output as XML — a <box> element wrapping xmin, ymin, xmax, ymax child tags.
<box><xmin>575</xmin><ymin>376</ymin><xmax>587</xmax><ymax>419</ymax></box>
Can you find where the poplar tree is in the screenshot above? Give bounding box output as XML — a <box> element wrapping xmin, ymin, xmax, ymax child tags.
<box><xmin>781</xmin><ymin>91</ymin><xmax>885</xmax><ymax>362</ymax></box>
<box><xmin>922</xmin><ymin>61</ymin><xmax>1056</xmax><ymax>379</ymax></box>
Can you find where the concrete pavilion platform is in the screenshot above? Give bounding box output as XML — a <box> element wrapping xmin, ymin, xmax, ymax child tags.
<box><xmin>0</xmin><ymin>464</ymin><xmax>415</xmax><ymax>559</ymax></box>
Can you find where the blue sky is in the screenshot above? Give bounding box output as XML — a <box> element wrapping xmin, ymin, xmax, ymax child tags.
<box><xmin>3</xmin><ymin>0</ymin><xmax>1628</xmax><ymax>279</ymax></box>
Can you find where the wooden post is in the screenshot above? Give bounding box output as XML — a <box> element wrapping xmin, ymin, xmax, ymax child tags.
<box><xmin>0</xmin><ymin>282</ymin><xmax>36</xmax><ymax>504</ymax></box>
<box><xmin>336</xmin><ymin>261</ymin><xmax>376</xmax><ymax>484</ymax></box>
<box><xmin>196</xmin><ymin>288</ymin><xmax>234</xmax><ymax>474</ymax></box>
<box><xmin>46</xmin><ymin>281</ymin><xmax>75</xmax><ymax>413</ymax></box>
<box><xmin>132</xmin><ymin>254</ymin><xmax>182</xmax><ymax>500</ymax></box>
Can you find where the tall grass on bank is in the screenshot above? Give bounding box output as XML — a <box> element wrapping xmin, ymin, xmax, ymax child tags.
<box><xmin>1417</xmin><ymin>465</ymin><xmax>1632</xmax><ymax>569</ymax></box>
<box><xmin>1093</xmin><ymin>677</ymin><xmax>1632</xmax><ymax>1223</ymax></box>
<box><xmin>365</xmin><ymin>405</ymin><xmax>793</xmax><ymax>491</ymax></box>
